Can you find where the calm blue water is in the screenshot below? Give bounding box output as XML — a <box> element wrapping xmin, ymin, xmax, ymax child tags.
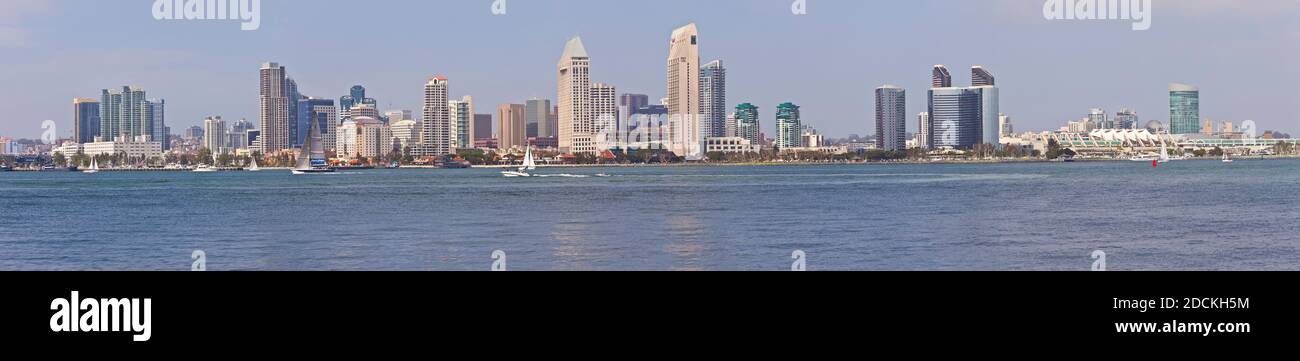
<box><xmin>1</xmin><ymin>159</ymin><xmax>1298</xmax><ymax>271</ymax></box>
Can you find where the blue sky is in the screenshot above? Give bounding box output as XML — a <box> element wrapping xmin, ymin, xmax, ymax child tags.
<box><xmin>2</xmin><ymin>0</ymin><xmax>1297</xmax><ymax>139</ymax></box>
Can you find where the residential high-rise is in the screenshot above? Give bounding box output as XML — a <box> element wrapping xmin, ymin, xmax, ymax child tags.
<box><xmin>1115</xmin><ymin>109</ymin><xmax>1139</xmax><ymax>129</ymax></box>
<box><xmin>667</xmin><ymin>23</ymin><xmax>701</xmax><ymax>130</ymax></box>
<box><xmin>932</xmin><ymin>65</ymin><xmax>952</xmax><ymax>88</ymax></box>
<box><xmin>498</xmin><ymin>104</ymin><xmax>526</xmax><ymax>150</ymax></box>
<box><xmin>98</xmin><ymin>86</ymin><xmax>148</xmax><ymax>140</ymax></box>
<box><xmin>972</xmin><ymin>66</ymin><xmax>996</xmax><ymax>87</ymax></box>
<box><xmin>998</xmin><ymin>114</ymin><xmax>1013</xmax><ymax>138</ymax></box>
<box><xmin>1169</xmin><ymin>83</ymin><xmax>1200</xmax><ymax>134</ymax></box>
<box><xmin>700</xmin><ymin>60</ymin><xmax>727</xmax><ymax>138</ymax></box>
<box><xmin>230</xmin><ymin>118</ymin><xmax>255</xmax><ymax>150</ymax></box>
<box><xmin>145</xmin><ymin>99</ymin><xmax>166</xmax><ymax>149</ymax></box>
<box><xmin>296</xmin><ymin>98</ymin><xmax>336</xmax><ymax>149</ymax></box>
<box><xmin>775</xmin><ymin>102</ymin><xmax>802</xmax><ymax>149</ymax></box>
<box><xmin>420</xmin><ymin>76</ymin><xmax>451</xmax><ymax>156</ymax></box>
<box><xmin>875</xmin><ymin>85</ymin><xmax>907</xmax><ymax>151</ymax></box>
<box><xmin>73</xmin><ymin>98</ymin><xmax>100</xmax><ymax>144</ymax></box>
<box><xmin>473</xmin><ymin>114</ymin><xmax>493</xmax><ymax>142</ymax></box>
<box><xmin>917</xmin><ymin>112</ymin><xmax>931</xmax><ymax>149</ymax></box>
<box><xmin>258</xmin><ymin>62</ymin><xmax>290</xmax><ymax>153</ymax></box>
<box><xmin>591</xmin><ymin>83</ymin><xmax>618</xmax><ymax>135</ymax></box>
<box><xmin>391</xmin><ymin>119</ymin><xmax>420</xmax><ymax>150</ymax></box>
<box><xmin>557</xmin><ymin>36</ymin><xmax>592</xmax><ymax>153</ymax></box>
<box><xmin>734</xmin><ymin>103</ymin><xmax>760</xmax><ymax>147</ymax></box>
<box><xmin>1089</xmin><ymin>108</ymin><xmax>1110</xmax><ymax>129</ymax></box>
<box><xmin>202</xmin><ymin>116</ymin><xmax>227</xmax><ymax>154</ymax></box>
<box><xmin>525</xmin><ymin>99</ymin><xmax>551</xmax><ymax>138</ymax></box>
<box><xmin>449</xmin><ymin>96</ymin><xmax>474</xmax><ymax>150</ymax></box>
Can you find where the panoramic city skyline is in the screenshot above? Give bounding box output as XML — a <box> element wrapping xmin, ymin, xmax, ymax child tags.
<box><xmin>1</xmin><ymin>0</ymin><xmax>1298</xmax><ymax>140</ymax></box>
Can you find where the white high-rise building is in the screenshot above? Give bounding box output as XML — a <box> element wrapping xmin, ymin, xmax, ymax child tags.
<box><xmin>917</xmin><ymin>112</ymin><xmax>930</xmax><ymax>149</ymax></box>
<box><xmin>202</xmin><ymin>116</ymin><xmax>227</xmax><ymax>154</ymax></box>
<box><xmin>391</xmin><ymin>119</ymin><xmax>421</xmax><ymax>150</ymax></box>
<box><xmin>591</xmin><ymin>83</ymin><xmax>618</xmax><ymax>137</ymax></box>
<box><xmin>448</xmin><ymin>96</ymin><xmax>474</xmax><ymax>150</ymax></box>
<box><xmin>999</xmin><ymin>114</ymin><xmax>1013</xmax><ymax>138</ymax></box>
<box><xmin>557</xmin><ymin>36</ymin><xmax>593</xmax><ymax>154</ymax></box>
<box><xmin>420</xmin><ymin>75</ymin><xmax>450</xmax><ymax>156</ymax></box>
<box><xmin>259</xmin><ymin>62</ymin><xmax>290</xmax><ymax>154</ymax></box>
<box><xmin>667</xmin><ymin>23</ymin><xmax>701</xmax><ymax>144</ymax></box>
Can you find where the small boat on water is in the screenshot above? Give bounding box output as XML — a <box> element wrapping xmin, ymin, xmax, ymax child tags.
<box><xmin>292</xmin><ymin>118</ymin><xmax>335</xmax><ymax>175</ymax></box>
<box><xmin>247</xmin><ymin>157</ymin><xmax>261</xmax><ymax>172</ymax></box>
<box><xmin>501</xmin><ymin>146</ymin><xmax>537</xmax><ymax>178</ymax></box>
<box><xmin>193</xmin><ymin>164</ymin><xmax>218</xmax><ymax>173</ymax></box>
<box><xmin>82</xmin><ymin>158</ymin><xmax>99</xmax><ymax>174</ymax></box>
<box><xmin>1222</xmin><ymin>154</ymin><xmax>1234</xmax><ymax>163</ymax></box>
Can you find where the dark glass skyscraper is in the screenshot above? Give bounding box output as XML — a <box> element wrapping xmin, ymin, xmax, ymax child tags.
<box><xmin>971</xmin><ymin>66</ymin><xmax>995</xmax><ymax>87</ymax></box>
<box><xmin>73</xmin><ymin>98</ymin><xmax>100</xmax><ymax>144</ymax></box>
<box><xmin>927</xmin><ymin>87</ymin><xmax>984</xmax><ymax>149</ymax></box>
<box><xmin>1168</xmin><ymin>84</ymin><xmax>1200</xmax><ymax>134</ymax></box>
<box><xmin>296</xmin><ymin>98</ymin><xmax>335</xmax><ymax>147</ymax></box>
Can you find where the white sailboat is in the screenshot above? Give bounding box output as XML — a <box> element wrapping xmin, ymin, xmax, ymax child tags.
<box><xmin>1158</xmin><ymin>140</ymin><xmax>1171</xmax><ymax>164</ymax></box>
<box><xmin>247</xmin><ymin>157</ymin><xmax>261</xmax><ymax>172</ymax></box>
<box><xmin>1222</xmin><ymin>153</ymin><xmax>1234</xmax><ymax>163</ymax></box>
<box><xmin>82</xmin><ymin>158</ymin><xmax>99</xmax><ymax>174</ymax></box>
<box><xmin>501</xmin><ymin>146</ymin><xmax>537</xmax><ymax>177</ymax></box>
<box><xmin>292</xmin><ymin>118</ymin><xmax>335</xmax><ymax>175</ymax></box>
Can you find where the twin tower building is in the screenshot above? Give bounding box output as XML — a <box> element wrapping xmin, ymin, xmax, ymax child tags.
<box><xmin>877</xmin><ymin>65</ymin><xmax>1001</xmax><ymax>151</ymax></box>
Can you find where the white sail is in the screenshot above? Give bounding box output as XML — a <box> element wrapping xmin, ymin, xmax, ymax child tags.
<box><xmin>249</xmin><ymin>157</ymin><xmax>260</xmax><ymax>171</ymax></box>
<box><xmin>521</xmin><ymin>147</ymin><xmax>537</xmax><ymax>171</ymax></box>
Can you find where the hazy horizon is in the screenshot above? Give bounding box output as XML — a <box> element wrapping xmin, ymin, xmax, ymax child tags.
<box><xmin>1</xmin><ymin>0</ymin><xmax>1297</xmax><ymax>139</ymax></box>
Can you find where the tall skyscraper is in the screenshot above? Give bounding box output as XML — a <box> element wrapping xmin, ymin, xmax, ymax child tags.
<box><xmin>1169</xmin><ymin>83</ymin><xmax>1200</xmax><ymax>134</ymax></box>
<box><xmin>775</xmin><ymin>102</ymin><xmax>802</xmax><ymax>149</ymax></box>
<box><xmin>498</xmin><ymin>104</ymin><xmax>526</xmax><ymax>150</ymax></box>
<box><xmin>927</xmin><ymin>87</ymin><xmax>984</xmax><ymax>149</ymax></box>
<box><xmin>932</xmin><ymin>65</ymin><xmax>952</xmax><ymax>88</ymax></box>
<box><xmin>73</xmin><ymin>98</ymin><xmax>100</xmax><ymax>144</ymax></box>
<box><xmin>420</xmin><ymin>76</ymin><xmax>451</xmax><ymax>156</ymax></box>
<box><xmin>971</xmin><ymin>66</ymin><xmax>995</xmax><ymax>87</ymax></box>
<box><xmin>473</xmin><ymin>114</ymin><xmax>493</xmax><ymax>142</ymax></box>
<box><xmin>558</xmin><ymin>36</ymin><xmax>592</xmax><ymax>153</ymax></box>
<box><xmin>875</xmin><ymin>85</ymin><xmax>907</xmax><ymax>151</ymax></box>
<box><xmin>927</xmin><ymin>65</ymin><xmax>999</xmax><ymax>147</ymax></box>
<box><xmin>98</xmin><ymin>86</ymin><xmax>148</xmax><ymax>140</ymax></box>
<box><xmin>917</xmin><ymin>112</ymin><xmax>931</xmax><ymax>149</ymax></box>
<box><xmin>296</xmin><ymin>98</ymin><xmax>336</xmax><ymax>149</ymax></box>
<box><xmin>449</xmin><ymin>96</ymin><xmax>474</xmax><ymax>150</ymax></box>
<box><xmin>202</xmin><ymin>116</ymin><xmax>227</xmax><ymax>153</ymax></box>
<box><xmin>259</xmin><ymin>63</ymin><xmax>290</xmax><ymax>153</ymax></box>
<box><xmin>145</xmin><ymin>98</ymin><xmax>166</xmax><ymax>149</ymax></box>
<box><xmin>700</xmin><ymin>60</ymin><xmax>727</xmax><ymax>138</ymax></box>
<box><xmin>525</xmin><ymin>99</ymin><xmax>552</xmax><ymax>138</ymax></box>
<box><xmin>340</xmin><ymin>85</ymin><xmax>377</xmax><ymax>120</ymax></box>
<box><xmin>284</xmin><ymin>78</ymin><xmax>301</xmax><ymax>146</ymax></box>
<box><xmin>734</xmin><ymin>103</ymin><xmax>761</xmax><ymax>147</ymax></box>
<box><xmin>591</xmin><ymin>83</ymin><xmax>618</xmax><ymax>135</ymax></box>
<box><xmin>667</xmin><ymin>23</ymin><xmax>701</xmax><ymax>129</ymax></box>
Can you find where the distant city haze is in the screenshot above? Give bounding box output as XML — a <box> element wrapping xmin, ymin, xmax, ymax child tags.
<box><xmin>1</xmin><ymin>0</ymin><xmax>1297</xmax><ymax>139</ymax></box>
